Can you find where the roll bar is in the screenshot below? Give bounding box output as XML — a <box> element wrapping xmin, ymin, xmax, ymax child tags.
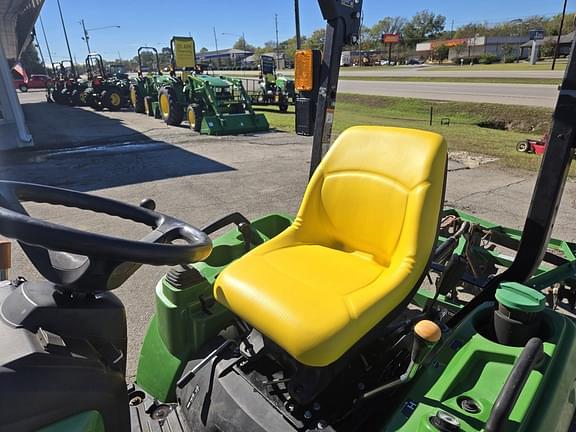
<box><xmin>137</xmin><ymin>47</ymin><xmax>162</xmax><ymax>76</ymax></box>
<box><xmin>309</xmin><ymin>0</ymin><xmax>363</xmax><ymax>177</ymax></box>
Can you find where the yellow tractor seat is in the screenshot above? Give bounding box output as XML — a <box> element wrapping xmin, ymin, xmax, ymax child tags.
<box><xmin>214</xmin><ymin>126</ymin><xmax>447</xmax><ymax>367</ymax></box>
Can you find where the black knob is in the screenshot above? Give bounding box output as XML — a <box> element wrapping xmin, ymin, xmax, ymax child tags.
<box><xmin>140</xmin><ymin>198</ymin><xmax>156</xmax><ymax>210</ymax></box>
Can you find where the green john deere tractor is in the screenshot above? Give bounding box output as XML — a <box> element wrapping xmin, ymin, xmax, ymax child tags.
<box><xmin>3</xmin><ymin>1</ymin><xmax>576</xmax><ymax>431</ymax></box>
<box><xmin>244</xmin><ymin>54</ymin><xmax>296</xmax><ymax>112</ymax></box>
<box><xmin>81</xmin><ymin>54</ymin><xmax>130</xmax><ymax>111</ymax></box>
<box><xmin>132</xmin><ymin>38</ymin><xmax>269</xmax><ymax>135</ymax></box>
<box><xmin>129</xmin><ymin>47</ymin><xmax>176</xmax><ymax>117</ymax></box>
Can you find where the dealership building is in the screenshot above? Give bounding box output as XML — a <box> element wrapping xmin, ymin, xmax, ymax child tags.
<box><xmin>416</xmin><ymin>35</ymin><xmax>529</xmax><ymax>62</ymax></box>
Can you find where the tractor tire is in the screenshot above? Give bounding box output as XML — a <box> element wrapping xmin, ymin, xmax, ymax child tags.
<box><xmin>158</xmin><ymin>86</ymin><xmax>183</xmax><ymax>126</ymax></box>
<box><xmin>54</xmin><ymin>89</ymin><xmax>68</xmax><ymax>105</ymax></box>
<box><xmin>66</xmin><ymin>92</ymin><xmax>76</xmax><ymax>106</ymax></box>
<box><xmin>70</xmin><ymin>90</ymin><xmax>82</xmax><ymax>106</ymax></box>
<box><xmin>79</xmin><ymin>90</ymin><xmax>89</xmax><ymax>106</ymax></box>
<box><xmin>102</xmin><ymin>89</ymin><xmax>123</xmax><ymax>111</ymax></box>
<box><xmin>516</xmin><ymin>141</ymin><xmax>530</xmax><ymax>153</ymax></box>
<box><xmin>187</xmin><ymin>104</ymin><xmax>203</xmax><ymax>132</ymax></box>
<box><xmin>279</xmin><ymin>100</ymin><xmax>289</xmax><ymax>113</ymax></box>
<box><xmin>130</xmin><ymin>84</ymin><xmax>145</xmax><ymax>113</ymax></box>
<box><xmin>19</xmin><ymin>84</ymin><xmax>28</xmax><ymax>93</ymax></box>
<box><xmin>144</xmin><ymin>96</ymin><xmax>154</xmax><ymax>117</ymax></box>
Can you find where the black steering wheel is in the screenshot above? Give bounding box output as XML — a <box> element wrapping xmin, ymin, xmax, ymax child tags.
<box><xmin>0</xmin><ymin>181</ymin><xmax>212</xmax><ymax>293</ymax></box>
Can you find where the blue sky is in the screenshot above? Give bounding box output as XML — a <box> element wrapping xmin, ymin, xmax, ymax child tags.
<box><xmin>38</xmin><ymin>0</ymin><xmax>574</xmax><ymax>61</ymax></box>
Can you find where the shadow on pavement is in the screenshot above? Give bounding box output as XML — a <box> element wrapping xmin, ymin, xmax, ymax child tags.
<box><xmin>0</xmin><ymin>141</ymin><xmax>234</xmax><ymax>192</ymax></box>
<box><xmin>21</xmin><ymin>101</ymin><xmax>154</xmax><ymax>149</ymax></box>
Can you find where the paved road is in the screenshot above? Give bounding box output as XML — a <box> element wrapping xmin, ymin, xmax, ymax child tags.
<box><xmin>224</xmin><ymin>70</ymin><xmax>559</xmax><ymax>107</ymax></box>
<box><xmin>218</xmin><ymin>66</ymin><xmax>565</xmax><ymax>79</ymax></box>
<box><xmin>337</xmin><ymin>80</ymin><xmax>558</xmax><ymax>107</ymax></box>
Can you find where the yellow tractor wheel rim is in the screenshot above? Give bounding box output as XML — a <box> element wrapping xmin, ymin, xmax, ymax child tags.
<box><xmin>130</xmin><ymin>87</ymin><xmax>137</xmax><ymax>106</ymax></box>
<box><xmin>110</xmin><ymin>93</ymin><xmax>121</xmax><ymax>107</ymax></box>
<box><xmin>160</xmin><ymin>94</ymin><xmax>170</xmax><ymax>118</ymax></box>
<box><xmin>188</xmin><ymin>108</ymin><xmax>196</xmax><ymax>128</ymax></box>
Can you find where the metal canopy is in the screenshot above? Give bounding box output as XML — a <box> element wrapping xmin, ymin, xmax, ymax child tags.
<box><xmin>0</xmin><ymin>0</ymin><xmax>44</xmax><ymax>60</ymax></box>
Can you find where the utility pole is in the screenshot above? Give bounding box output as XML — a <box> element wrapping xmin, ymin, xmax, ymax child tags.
<box><xmin>552</xmin><ymin>0</ymin><xmax>568</xmax><ymax>70</ymax></box>
<box><xmin>81</xmin><ymin>19</ymin><xmax>91</xmax><ymax>54</ymax></box>
<box><xmin>275</xmin><ymin>14</ymin><xmax>280</xmax><ymax>69</ymax></box>
<box><xmin>294</xmin><ymin>0</ymin><xmax>302</xmax><ymax>49</ymax></box>
<box><xmin>213</xmin><ymin>27</ymin><xmax>220</xmax><ymax>69</ymax></box>
<box><xmin>450</xmin><ymin>20</ymin><xmax>454</xmax><ymax>39</ymax></box>
<box><xmin>56</xmin><ymin>0</ymin><xmax>76</xmax><ymax>76</ymax></box>
<box><xmin>38</xmin><ymin>16</ymin><xmax>54</xmax><ymax>73</ymax></box>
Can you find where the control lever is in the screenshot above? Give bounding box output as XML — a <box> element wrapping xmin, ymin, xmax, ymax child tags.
<box><xmin>176</xmin><ymin>339</ymin><xmax>236</xmax><ymax>389</ymax></box>
<box><xmin>426</xmin><ymin>254</ymin><xmax>468</xmax><ymax>314</ymax></box>
<box><xmin>360</xmin><ymin>320</ymin><xmax>441</xmax><ymax>400</ymax></box>
<box><xmin>202</xmin><ymin>212</ymin><xmax>253</xmax><ymax>252</ymax></box>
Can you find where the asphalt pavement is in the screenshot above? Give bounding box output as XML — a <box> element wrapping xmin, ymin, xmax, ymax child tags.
<box><xmin>221</xmin><ymin>66</ymin><xmax>565</xmax><ymax>80</ymax></box>
<box><xmin>337</xmin><ymin>80</ymin><xmax>558</xmax><ymax>107</ymax></box>
<box><xmin>5</xmin><ymin>90</ymin><xmax>576</xmax><ymax>378</ymax></box>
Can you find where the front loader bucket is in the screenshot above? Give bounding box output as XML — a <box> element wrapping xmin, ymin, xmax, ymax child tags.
<box><xmin>201</xmin><ymin>113</ymin><xmax>269</xmax><ymax>136</ymax></box>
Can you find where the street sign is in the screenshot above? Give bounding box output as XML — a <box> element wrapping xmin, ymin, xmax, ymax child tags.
<box><xmin>261</xmin><ymin>55</ymin><xmax>276</xmax><ymax>75</ymax></box>
<box><xmin>382</xmin><ymin>33</ymin><xmax>401</xmax><ymax>44</ymax></box>
<box><xmin>529</xmin><ymin>30</ymin><xmax>545</xmax><ymax>41</ymax></box>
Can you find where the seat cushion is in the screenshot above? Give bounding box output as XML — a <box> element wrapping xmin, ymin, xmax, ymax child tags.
<box><xmin>214</xmin><ymin>231</ymin><xmax>417</xmax><ymax>367</ymax></box>
<box><xmin>214</xmin><ymin>126</ymin><xmax>447</xmax><ymax>367</ymax></box>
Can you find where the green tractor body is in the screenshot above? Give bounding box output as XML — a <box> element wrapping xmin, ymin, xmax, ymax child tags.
<box><xmin>243</xmin><ymin>56</ymin><xmax>295</xmax><ymax>112</ymax></box>
<box><xmin>5</xmin><ymin>2</ymin><xmax>576</xmax><ymax>432</ymax></box>
<box><xmin>184</xmin><ymin>74</ymin><xmax>269</xmax><ymax>135</ymax></box>
<box><xmin>133</xmin><ymin>210</ymin><xmax>576</xmax><ymax>431</ymax></box>
<box><xmin>135</xmin><ymin>39</ymin><xmax>270</xmax><ymax>134</ymax></box>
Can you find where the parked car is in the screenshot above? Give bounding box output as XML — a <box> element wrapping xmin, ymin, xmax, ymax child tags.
<box><xmin>406</xmin><ymin>58</ymin><xmax>423</xmax><ymax>65</ymax></box>
<box><xmin>13</xmin><ymin>74</ymin><xmax>52</xmax><ymax>92</ymax></box>
<box><xmin>380</xmin><ymin>60</ymin><xmax>396</xmax><ymax>66</ymax></box>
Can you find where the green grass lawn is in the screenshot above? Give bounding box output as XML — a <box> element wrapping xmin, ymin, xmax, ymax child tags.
<box><xmin>259</xmin><ymin>94</ymin><xmax>562</xmax><ymax>174</ymax></box>
<box><xmin>339</xmin><ymin>76</ymin><xmax>560</xmax><ymax>85</ymax></box>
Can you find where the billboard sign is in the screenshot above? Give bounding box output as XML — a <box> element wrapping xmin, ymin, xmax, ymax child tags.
<box><xmin>382</xmin><ymin>33</ymin><xmax>401</xmax><ymax>44</ymax></box>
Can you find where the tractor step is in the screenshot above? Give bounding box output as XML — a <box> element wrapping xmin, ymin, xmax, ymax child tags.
<box><xmin>128</xmin><ymin>384</ymin><xmax>187</xmax><ymax>432</ymax></box>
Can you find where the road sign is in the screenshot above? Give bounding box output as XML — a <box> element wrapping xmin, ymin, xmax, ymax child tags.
<box><xmin>261</xmin><ymin>55</ymin><xmax>276</xmax><ymax>75</ymax></box>
<box><xmin>382</xmin><ymin>33</ymin><xmax>401</xmax><ymax>44</ymax></box>
<box><xmin>529</xmin><ymin>30</ymin><xmax>545</xmax><ymax>41</ymax></box>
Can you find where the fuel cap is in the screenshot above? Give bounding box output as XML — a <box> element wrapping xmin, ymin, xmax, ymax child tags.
<box><xmin>430</xmin><ymin>410</ymin><xmax>460</xmax><ymax>432</ymax></box>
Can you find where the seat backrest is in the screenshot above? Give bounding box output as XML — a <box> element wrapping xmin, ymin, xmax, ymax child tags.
<box><xmin>295</xmin><ymin>126</ymin><xmax>447</xmax><ymax>267</ymax></box>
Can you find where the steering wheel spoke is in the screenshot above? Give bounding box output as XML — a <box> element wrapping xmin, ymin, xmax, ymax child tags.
<box><xmin>0</xmin><ymin>181</ymin><xmax>212</xmax><ymax>293</ymax></box>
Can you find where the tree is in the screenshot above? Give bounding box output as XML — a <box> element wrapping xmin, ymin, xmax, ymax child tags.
<box><xmin>541</xmin><ymin>39</ymin><xmax>557</xmax><ymax>58</ymax></box>
<box><xmin>200</xmin><ymin>47</ymin><xmax>209</xmax><ymax>53</ymax></box>
<box><xmin>305</xmin><ymin>28</ymin><xmax>326</xmax><ymax>49</ymax></box>
<box><xmin>368</xmin><ymin>16</ymin><xmax>407</xmax><ymax>45</ymax></box>
<box><xmin>233</xmin><ymin>36</ymin><xmax>256</xmax><ymax>52</ymax></box>
<box><xmin>19</xmin><ymin>41</ymin><xmax>44</xmax><ymax>74</ymax></box>
<box><xmin>454</xmin><ymin>23</ymin><xmax>489</xmax><ymax>38</ymax></box>
<box><xmin>432</xmin><ymin>44</ymin><xmax>449</xmax><ymax>63</ymax></box>
<box><xmin>403</xmin><ymin>10</ymin><xmax>446</xmax><ymax>45</ymax></box>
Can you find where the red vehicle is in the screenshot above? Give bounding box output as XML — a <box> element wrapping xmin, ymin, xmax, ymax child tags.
<box><xmin>516</xmin><ymin>133</ymin><xmax>549</xmax><ymax>155</ymax></box>
<box><xmin>13</xmin><ymin>74</ymin><xmax>52</xmax><ymax>92</ymax></box>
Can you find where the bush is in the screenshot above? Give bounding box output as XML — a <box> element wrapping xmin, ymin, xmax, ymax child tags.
<box><xmin>479</xmin><ymin>53</ymin><xmax>500</xmax><ymax>64</ymax></box>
